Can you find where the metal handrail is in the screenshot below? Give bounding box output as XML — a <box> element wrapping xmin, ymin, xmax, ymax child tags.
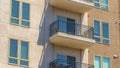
<box><xmin>50</xmin><ymin>21</ymin><xmax>94</xmax><ymax>39</ymax></box>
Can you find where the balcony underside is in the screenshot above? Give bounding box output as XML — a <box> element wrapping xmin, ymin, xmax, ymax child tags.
<box><xmin>50</xmin><ymin>32</ymin><xmax>95</xmax><ymax>49</ymax></box>
<box><xmin>50</xmin><ymin>0</ymin><xmax>94</xmax><ymax>13</ymax></box>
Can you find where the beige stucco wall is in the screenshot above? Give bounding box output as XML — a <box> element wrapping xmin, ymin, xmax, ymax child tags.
<box><xmin>0</xmin><ymin>0</ymin><xmax>45</xmax><ymax>68</ymax></box>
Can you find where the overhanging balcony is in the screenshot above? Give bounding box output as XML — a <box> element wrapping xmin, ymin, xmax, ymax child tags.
<box><xmin>49</xmin><ymin>21</ymin><xmax>95</xmax><ymax>49</ymax></box>
<box><xmin>49</xmin><ymin>59</ymin><xmax>94</xmax><ymax>68</ymax></box>
<box><xmin>50</xmin><ymin>0</ymin><xmax>94</xmax><ymax>13</ymax></box>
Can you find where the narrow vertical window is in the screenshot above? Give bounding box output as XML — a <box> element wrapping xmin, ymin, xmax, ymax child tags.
<box><xmin>9</xmin><ymin>39</ymin><xmax>18</xmax><ymax>64</ymax></box>
<box><xmin>94</xmin><ymin>56</ymin><xmax>101</xmax><ymax>68</ymax></box>
<box><xmin>102</xmin><ymin>22</ymin><xmax>110</xmax><ymax>44</ymax></box>
<box><xmin>11</xmin><ymin>0</ymin><xmax>19</xmax><ymax>24</ymax></box>
<box><xmin>21</xmin><ymin>3</ymin><xmax>30</xmax><ymax>27</ymax></box>
<box><xmin>101</xmin><ymin>0</ymin><xmax>108</xmax><ymax>10</ymax></box>
<box><xmin>20</xmin><ymin>41</ymin><xmax>29</xmax><ymax>66</ymax></box>
<box><xmin>94</xmin><ymin>20</ymin><xmax>100</xmax><ymax>42</ymax></box>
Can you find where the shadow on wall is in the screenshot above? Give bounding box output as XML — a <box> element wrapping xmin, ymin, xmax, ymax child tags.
<box><xmin>37</xmin><ymin>0</ymin><xmax>52</xmax><ymax>68</ymax></box>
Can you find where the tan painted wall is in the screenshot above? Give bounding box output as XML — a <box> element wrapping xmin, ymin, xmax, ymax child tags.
<box><xmin>88</xmin><ymin>0</ymin><xmax>120</xmax><ymax>68</ymax></box>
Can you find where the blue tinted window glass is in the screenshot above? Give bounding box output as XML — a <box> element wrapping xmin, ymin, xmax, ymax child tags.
<box><xmin>57</xmin><ymin>54</ymin><xmax>67</xmax><ymax>65</ymax></box>
<box><xmin>102</xmin><ymin>0</ymin><xmax>108</xmax><ymax>10</ymax></box>
<box><xmin>67</xmin><ymin>19</ymin><xmax>75</xmax><ymax>35</ymax></box>
<box><xmin>94</xmin><ymin>0</ymin><xmax>99</xmax><ymax>2</ymax></box>
<box><xmin>94</xmin><ymin>56</ymin><xmax>101</xmax><ymax>68</ymax></box>
<box><xmin>20</xmin><ymin>60</ymin><xmax>28</xmax><ymax>66</ymax></box>
<box><xmin>12</xmin><ymin>0</ymin><xmax>19</xmax><ymax>18</ymax></box>
<box><xmin>9</xmin><ymin>58</ymin><xmax>17</xmax><ymax>64</ymax></box>
<box><xmin>94</xmin><ymin>20</ymin><xmax>100</xmax><ymax>36</ymax></box>
<box><xmin>57</xmin><ymin>16</ymin><xmax>67</xmax><ymax>33</ymax></box>
<box><xmin>11</xmin><ymin>19</ymin><xmax>19</xmax><ymax>24</ymax></box>
<box><xmin>94</xmin><ymin>37</ymin><xmax>100</xmax><ymax>42</ymax></box>
<box><xmin>102</xmin><ymin>39</ymin><xmax>109</xmax><ymax>45</ymax></box>
<box><xmin>21</xmin><ymin>21</ymin><xmax>29</xmax><ymax>27</ymax></box>
<box><xmin>103</xmin><ymin>57</ymin><xmax>110</xmax><ymax>68</ymax></box>
<box><xmin>10</xmin><ymin>39</ymin><xmax>18</xmax><ymax>57</ymax></box>
<box><xmin>94</xmin><ymin>3</ymin><xmax>100</xmax><ymax>8</ymax></box>
<box><xmin>102</xmin><ymin>22</ymin><xmax>109</xmax><ymax>38</ymax></box>
<box><xmin>22</xmin><ymin>3</ymin><xmax>30</xmax><ymax>20</ymax></box>
<box><xmin>102</xmin><ymin>0</ymin><xmax>108</xmax><ymax>4</ymax></box>
<box><xmin>21</xmin><ymin>41</ymin><xmax>28</xmax><ymax>59</ymax></box>
<box><xmin>102</xmin><ymin>5</ymin><xmax>108</xmax><ymax>10</ymax></box>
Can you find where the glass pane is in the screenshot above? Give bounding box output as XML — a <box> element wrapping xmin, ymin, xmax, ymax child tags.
<box><xmin>94</xmin><ymin>56</ymin><xmax>101</xmax><ymax>68</ymax></box>
<box><xmin>94</xmin><ymin>3</ymin><xmax>100</xmax><ymax>8</ymax></box>
<box><xmin>57</xmin><ymin>16</ymin><xmax>67</xmax><ymax>33</ymax></box>
<box><xmin>22</xmin><ymin>3</ymin><xmax>30</xmax><ymax>20</ymax></box>
<box><xmin>94</xmin><ymin>37</ymin><xmax>100</xmax><ymax>42</ymax></box>
<box><xmin>57</xmin><ymin>54</ymin><xmax>67</xmax><ymax>65</ymax></box>
<box><xmin>102</xmin><ymin>39</ymin><xmax>109</xmax><ymax>45</ymax></box>
<box><xmin>102</xmin><ymin>0</ymin><xmax>108</xmax><ymax>4</ymax></box>
<box><xmin>102</xmin><ymin>5</ymin><xmax>108</xmax><ymax>10</ymax></box>
<box><xmin>10</xmin><ymin>39</ymin><xmax>18</xmax><ymax>57</ymax></box>
<box><xmin>102</xmin><ymin>22</ymin><xmax>109</xmax><ymax>38</ymax></box>
<box><xmin>67</xmin><ymin>56</ymin><xmax>76</xmax><ymax>68</ymax></box>
<box><xmin>103</xmin><ymin>57</ymin><xmax>110</xmax><ymax>68</ymax></box>
<box><xmin>94</xmin><ymin>0</ymin><xmax>99</xmax><ymax>2</ymax></box>
<box><xmin>9</xmin><ymin>58</ymin><xmax>17</xmax><ymax>64</ymax></box>
<box><xmin>67</xmin><ymin>19</ymin><xmax>75</xmax><ymax>35</ymax></box>
<box><xmin>94</xmin><ymin>20</ymin><xmax>100</xmax><ymax>36</ymax></box>
<box><xmin>21</xmin><ymin>41</ymin><xmax>28</xmax><ymax>59</ymax></box>
<box><xmin>20</xmin><ymin>60</ymin><xmax>28</xmax><ymax>66</ymax></box>
<box><xmin>12</xmin><ymin>0</ymin><xmax>19</xmax><ymax>18</ymax></box>
<box><xmin>21</xmin><ymin>21</ymin><xmax>30</xmax><ymax>27</ymax></box>
<box><xmin>11</xmin><ymin>19</ymin><xmax>19</xmax><ymax>24</ymax></box>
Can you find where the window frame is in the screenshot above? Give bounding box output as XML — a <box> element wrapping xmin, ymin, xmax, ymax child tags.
<box><xmin>93</xmin><ymin>0</ymin><xmax>109</xmax><ymax>10</ymax></box>
<box><xmin>93</xmin><ymin>20</ymin><xmax>110</xmax><ymax>45</ymax></box>
<box><xmin>10</xmin><ymin>0</ymin><xmax>30</xmax><ymax>27</ymax></box>
<box><xmin>94</xmin><ymin>55</ymin><xmax>111</xmax><ymax>68</ymax></box>
<box><xmin>8</xmin><ymin>38</ymin><xmax>29</xmax><ymax>67</ymax></box>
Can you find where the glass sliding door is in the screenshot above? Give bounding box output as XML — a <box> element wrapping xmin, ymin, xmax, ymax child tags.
<box><xmin>57</xmin><ymin>16</ymin><xmax>75</xmax><ymax>35</ymax></box>
<box><xmin>67</xmin><ymin>19</ymin><xmax>75</xmax><ymax>35</ymax></box>
<box><xmin>57</xmin><ymin>16</ymin><xmax>67</xmax><ymax>33</ymax></box>
<box><xmin>67</xmin><ymin>56</ymin><xmax>76</xmax><ymax>68</ymax></box>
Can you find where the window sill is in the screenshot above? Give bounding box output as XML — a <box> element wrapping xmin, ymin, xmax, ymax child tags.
<box><xmin>10</xmin><ymin>23</ymin><xmax>30</xmax><ymax>28</ymax></box>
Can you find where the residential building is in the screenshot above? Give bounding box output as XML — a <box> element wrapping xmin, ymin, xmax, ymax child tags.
<box><xmin>0</xmin><ymin>0</ymin><xmax>119</xmax><ymax>68</ymax></box>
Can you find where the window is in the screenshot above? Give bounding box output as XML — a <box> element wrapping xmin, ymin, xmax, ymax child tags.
<box><xmin>94</xmin><ymin>56</ymin><xmax>110</xmax><ymax>68</ymax></box>
<box><xmin>57</xmin><ymin>16</ymin><xmax>75</xmax><ymax>35</ymax></box>
<box><xmin>94</xmin><ymin>0</ymin><xmax>108</xmax><ymax>10</ymax></box>
<box><xmin>11</xmin><ymin>0</ymin><xmax>30</xmax><ymax>27</ymax></box>
<box><xmin>94</xmin><ymin>20</ymin><xmax>110</xmax><ymax>45</ymax></box>
<box><xmin>9</xmin><ymin>39</ymin><xmax>29</xmax><ymax>67</ymax></box>
<box><xmin>57</xmin><ymin>54</ymin><xmax>76</xmax><ymax>68</ymax></box>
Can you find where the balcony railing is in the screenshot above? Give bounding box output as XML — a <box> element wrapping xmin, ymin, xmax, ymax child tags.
<box><xmin>81</xmin><ymin>0</ymin><xmax>93</xmax><ymax>3</ymax></box>
<box><xmin>50</xmin><ymin>21</ymin><xmax>94</xmax><ymax>39</ymax></box>
<box><xmin>49</xmin><ymin>59</ymin><xmax>94</xmax><ymax>68</ymax></box>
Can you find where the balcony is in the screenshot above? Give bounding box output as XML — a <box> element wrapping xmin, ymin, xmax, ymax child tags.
<box><xmin>50</xmin><ymin>0</ymin><xmax>94</xmax><ymax>13</ymax></box>
<box><xmin>49</xmin><ymin>59</ymin><xmax>94</xmax><ymax>68</ymax></box>
<box><xmin>49</xmin><ymin>21</ymin><xmax>95</xmax><ymax>49</ymax></box>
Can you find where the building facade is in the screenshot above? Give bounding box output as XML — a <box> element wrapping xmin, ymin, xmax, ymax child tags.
<box><xmin>0</xmin><ymin>0</ymin><xmax>120</xmax><ymax>68</ymax></box>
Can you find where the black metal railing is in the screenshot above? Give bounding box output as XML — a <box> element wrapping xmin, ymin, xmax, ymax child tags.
<box><xmin>50</xmin><ymin>21</ymin><xmax>94</xmax><ymax>39</ymax></box>
<box><xmin>49</xmin><ymin>59</ymin><xmax>94</xmax><ymax>68</ymax></box>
